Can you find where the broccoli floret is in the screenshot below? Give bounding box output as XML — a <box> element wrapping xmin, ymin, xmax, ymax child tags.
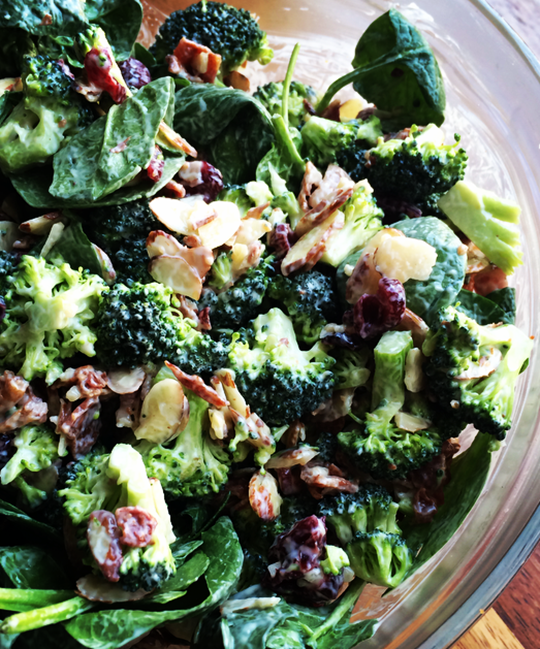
<box><xmin>0</xmin><ymin>56</ymin><xmax>93</xmax><ymax>173</ymax></box>
<box><xmin>438</xmin><ymin>180</ymin><xmax>523</xmax><ymax>275</ymax></box>
<box><xmin>267</xmin><ymin>270</ymin><xmax>339</xmax><ymax>343</ymax></box>
<box><xmin>228</xmin><ymin>308</ymin><xmax>336</xmax><ymax>426</ymax></box>
<box><xmin>208</xmin><ymin>251</ymin><xmax>233</xmax><ymax>290</ymax></box>
<box><xmin>321</xmin><ymin>181</ymin><xmax>383</xmax><ymax>267</ymax></box>
<box><xmin>151</xmin><ymin>1</ymin><xmax>273</xmax><ymax>75</ymax></box>
<box><xmin>301</xmin><ymin>115</ymin><xmax>383</xmax><ymax>169</ymax></box>
<box><xmin>338</xmin><ymin>331</ymin><xmax>445</xmax><ymax>479</ymax></box>
<box><xmin>423</xmin><ymin>305</ymin><xmax>533</xmax><ymax>440</ymax></box>
<box><xmin>95</xmin><ymin>282</ymin><xmax>228</xmax><ymax>374</ymax></box>
<box><xmin>0</xmin><ymin>424</ymin><xmax>59</xmax><ymax>487</ymax></box>
<box><xmin>137</xmin><ymin>388</ymin><xmax>230</xmax><ymax>499</ymax></box>
<box><xmin>202</xmin><ymin>256</ymin><xmax>275</xmax><ymax>330</ymax></box>
<box><xmin>347</xmin><ymin>530</ymin><xmax>412</xmax><ymax>588</ymax></box>
<box><xmin>60</xmin><ymin>444</ymin><xmax>177</xmax><ymax>591</ymax></box>
<box><xmin>83</xmin><ymin>200</ymin><xmax>164</xmax><ymax>285</ymax></box>
<box><xmin>318</xmin><ymin>486</ymin><xmax>400</xmax><ymax>545</ymax></box>
<box><xmin>332</xmin><ymin>347</ymin><xmax>371</xmax><ymax>390</ymax></box>
<box><xmin>0</xmin><ymin>255</ymin><xmax>105</xmax><ymax>383</ymax></box>
<box><xmin>337</xmin><ymin>124</ymin><xmax>467</xmax><ymax>213</ymax></box>
<box><xmin>0</xmin><ymin>250</ymin><xmax>19</xmax><ymax>293</ymax></box>
<box><xmin>254</xmin><ymin>81</ymin><xmax>318</xmax><ymax>129</ymax></box>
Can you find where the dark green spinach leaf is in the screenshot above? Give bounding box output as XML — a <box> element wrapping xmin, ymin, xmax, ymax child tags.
<box><xmin>45</xmin><ymin>221</ymin><xmax>103</xmax><ymax>276</ymax></box>
<box><xmin>0</xmin><ymin>0</ymin><xmax>87</xmax><ymax>37</ymax></box>
<box><xmin>84</xmin><ymin>0</ymin><xmax>142</xmax><ymax>60</ymax></box>
<box><xmin>318</xmin><ymin>9</ymin><xmax>445</xmax><ymax>130</ymax></box>
<box><xmin>0</xmin><ymin>500</ymin><xmax>60</xmax><ymax>540</ymax></box>
<box><xmin>455</xmin><ymin>288</ymin><xmax>516</xmax><ymax>325</ymax></box>
<box><xmin>0</xmin><ymin>547</ymin><xmax>69</xmax><ymax>590</ymax></box>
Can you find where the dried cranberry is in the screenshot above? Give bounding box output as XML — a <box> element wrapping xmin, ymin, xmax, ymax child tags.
<box><xmin>353</xmin><ymin>277</ymin><xmax>406</xmax><ymax>339</ymax></box>
<box><xmin>84</xmin><ymin>47</ymin><xmax>127</xmax><ymax>104</ymax></box>
<box><xmin>147</xmin><ymin>145</ymin><xmax>164</xmax><ymax>183</ymax></box>
<box><xmin>268</xmin><ymin>223</ymin><xmax>298</xmax><ymax>259</ymax></box>
<box><xmin>118</xmin><ymin>57</ymin><xmax>151</xmax><ymax>90</ymax></box>
<box><xmin>87</xmin><ymin>510</ymin><xmax>123</xmax><ymax>582</ymax></box>
<box><xmin>264</xmin><ymin>515</ymin><xmax>345</xmax><ymax>606</ymax></box>
<box><xmin>0</xmin><ymin>434</ymin><xmax>15</xmax><ymax>470</ymax></box>
<box><xmin>116</xmin><ymin>506</ymin><xmax>157</xmax><ymax>548</ymax></box>
<box><xmin>178</xmin><ymin>161</ymin><xmax>224</xmax><ymax>203</ymax></box>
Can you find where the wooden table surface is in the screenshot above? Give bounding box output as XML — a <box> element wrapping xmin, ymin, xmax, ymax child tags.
<box><xmin>451</xmin><ymin>2</ymin><xmax>540</xmax><ymax>648</ymax></box>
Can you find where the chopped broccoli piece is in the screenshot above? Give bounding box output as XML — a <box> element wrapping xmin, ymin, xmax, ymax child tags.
<box><xmin>137</xmin><ymin>388</ymin><xmax>230</xmax><ymax>499</ymax></box>
<box><xmin>83</xmin><ymin>200</ymin><xmax>164</xmax><ymax>285</ymax></box>
<box><xmin>320</xmin><ymin>545</ymin><xmax>350</xmax><ymax>575</ymax></box>
<box><xmin>336</xmin><ymin>124</ymin><xmax>467</xmax><ymax>213</ymax></box>
<box><xmin>321</xmin><ymin>180</ymin><xmax>383</xmax><ymax>267</ymax></box>
<box><xmin>332</xmin><ymin>347</ymin><xmax>371</xmax><ymax>390</ymax></box>
<box><xmin>0</xmin><ymin>424</ymin><xmax>59</xmax><ymax>487</ymax></box>
<box><xmin>151</xmin><ymin>1</ymin><xmax>273</xmax><ymax>74</ymax></box>
<box><xmin>201</xmin><ymin>256</ymin><xmax>275</xmax><ymax>330</ymax></box>
<box><xmin>423</xmin><ymin>305</ymin><xmax>533</xmax><ymax>440</ymax></box>
<box><xmin>208</xmin><ymin>251</ymin><xmax>233</xmax><ymax>290</ymax></box>
<box><xmin>301</xmin><ymin>115</ymin><xmax>383</xmax><ymax>169</ymax></box>
<box><xmin>318</xmin><ymin>485</ymin><xmax>400</xmax><ymax>545</ymax></box>
<box><xmin>219</xmin><ymin>185</ymin><xmax>256</xmax><ymax>217</ymax></box>
<box><xmin>438</xmin><ymin>180</ymin><xmax>523</xmax><ymax>275</ymax></box>
<box><xmin>338</xmin><ymin>331</ymin><xmax>446</xmax><ymax>479</ymax></box>
<box><xmin>267</xmin><ymin>270</ymin><xmax>339</xmax><ymax>343</ymax></box>
<box><xmin>228</xmin><ymin>308</ymin><xmax>336</xmax><ymax>426</ymax></box>
<box><xmin>95</xmin><ymin>282</ymin><xmax>228</xmax><ymax>375</ymax></box>
<box><xmin>0</xmin><ymin>255</ymin><xmax>105</xmax><ymax>383</ymax></box>
<box><xmin>347</xmin><ymin>530</ymin><xmax>412</xmax><ymax>588</ymax></box>
<box><xmin>0</xmin><ymin>56</ymin><xmax>93</xmax><ymax>173</ymax></box>
<box><xmin>254</xmin><ymin>81</ymin><xmax>318</xmax><ymax>128</ymax></box>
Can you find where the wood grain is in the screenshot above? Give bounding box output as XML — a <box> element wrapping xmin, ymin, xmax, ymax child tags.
<box><xmin>454</xmin><ymin>609</ymin><xmax>525</xmax><ymax>649</ymax></box>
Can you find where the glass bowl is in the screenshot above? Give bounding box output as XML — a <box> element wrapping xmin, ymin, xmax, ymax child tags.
<box><xmin>141</xmin><ymin>1</ymin><xmax>540</xmax><ymax>646</ymax></box>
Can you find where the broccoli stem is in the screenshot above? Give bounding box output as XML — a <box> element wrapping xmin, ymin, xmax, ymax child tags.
<box><xmin>308</xmin><ymin>578</ymin><xmax>365</xmax><ymax>643</ymax></box>
<box><xmin>0</xmin><ymin>588</ymin><xmax>74</xmax><ymax>613</ymax></box>
<box><xmin>281</xmin><ymin>43</ymin><xmax>301</xmax><ymax>129</ymax></box>
<box><xmin>316</xmin><ymin>69</ymin><xmax>360</xmax><ymax>114</ymax></box>
<box><xmin>272</xmin><ymin>114</ymin><xmax>305</xmax><ymax>175</ymax></box>
<box><xmin>0</xmin><ymin>597</ymin><xmax>94</xmax><ymax>634</ymax></box>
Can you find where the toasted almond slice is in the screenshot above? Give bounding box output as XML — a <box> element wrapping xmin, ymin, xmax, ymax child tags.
<box><xmin>134</xmin><ymin>378</ymin><xmax>189</xmax><ymax>444</ymax></box>
<box><xmin>394</xmin><ymin>411</ymin><xmax>432</xmax><ymax>432</ymax></box>
<box><xmin>165</xmin><ymin>361</ymin><xmax>228</xmax><ymax>409</ymax></box>
<box><xmin>40</xmin><ymin>222</ymin><xmax>65</xmax><ymax>258</ymax></box>
<box><xmin>298</xmin><ymin>161</ymin><xmax>324</xmax><ymax>213</ymax></box>
<box><xmin>213</xmin><ymin>369</ymin><xmax>249</xmax><ymax>417</ymax></box>
<box><xmin>281</xmin><ymin>210</ymin><xmax>344</xmax><ymax>276</ymax></box>
<box><xmin>181</xmin><ymin>245</ymin><xmax>214</xmax><ymax>279</ymax></box>
<box><xmin>157</xmin><ymin>121</ymin><xmax>197</xmax><ymax>158</ymax></box>
<box><xmin>107</xmin><ymin>367</ymin><xmax>146</xmax><ymax>395</ymax></box>
<box><xmin>146</xmin><ymin>230</ymin><xmax>184</xmax><ymax>258</ymax></box>
<box><xmin>403</xmin><ymin>348</ymin><xmax>425</xmax><ymax>393</ymax></box>
<box><xmin>92</xmin><ymin>244</ymin><xmax>116</xmax><ymax>286</ymax></box>
<box><xmin>266</xmin><ymin>446</ymin><xmax>319</xmax><ymax>469</ymax></box>
<box><xmin>149</xmin><ymin>196</ymin><xmax>215</xmax><ymax>235</ymax></box>
<box><xmin>234</xmin><ymin>218</ymin><xmax>272</xmax><ymax>246</ymax></box>
<box><xmin>19</xmin><ymin>212</ymin><xmax>63</xmax><ymax>235</ymax></box>
<box><xmin>245</xmin><ymin>202</ymin><xmax>270</xmax><ymax>220</ymax></box>
<box><xmin>295</xmin><ymin>187</ymin><xmax>353</xmax><ymax>237</ymax></box>
<box><xmin>76</xmin><ymin>574</ymin><xmax>149</xmax><ymax>603</ymax></box>
<box><xmin>149</xmin><ymin>254</ymin><xmax>203</xmax><ymax>300</ymax></box>
<box><xmin>231</xmin><ymin>241</ymin><xmax>263</xmax><ymax>279</ymax></box>
<box><xmin>249</xmin><ymin>470</ymin><xmax>282</xmax><ymax>521</ymax></box>
<box><xmin>455</xmin><ymin>348</ymin><xmax>503</xmax><ymax>380</ymax></box>
<box><xmin>197</xmin><ymin>201</ymin><xmax>242</xmax><ymax>249</ymax></box>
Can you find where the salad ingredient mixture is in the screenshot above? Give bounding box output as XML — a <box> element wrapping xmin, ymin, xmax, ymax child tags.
<box><xmin>0</xmin><ymin>1</ymin><xmax>532</xmax><ymax>647</ymax></box>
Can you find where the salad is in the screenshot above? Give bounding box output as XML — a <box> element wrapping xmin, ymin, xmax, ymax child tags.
<box><xmin>0</xmin><ymin>0</ymin><xmax>532</xmax><ymax>647</ymax></box>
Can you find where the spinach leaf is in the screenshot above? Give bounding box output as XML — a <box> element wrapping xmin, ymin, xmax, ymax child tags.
<box><xmin>46</xmin><ymin>221</ymin><xmax>103</xmax><ymax>276</ymax></box>
<box><xmin>318</xmin><ymin>9</ymin><xmax>445</xmax><ymax>131</ymax></box>
<box><xmin>256</xmin><ymin>115</ymin><xmax>305</xmax><ymax>190</ymax></box>
<box><xmin>64</xmin><ymin>517</ymin><xmax>243</xmax><ymax>649</ymax></box>
<box><xmin>0</xmin><ymin>587</ymin><xmax>73</xmax><ymax>613</ymax></box>
<box><xmin>0</xmin><ymin>0</ymin><xmax>87</xmax><ymax>37</ymax></box>
<box><xmin>486</xmin><ymin>287</ymin><xmax>516</xmax><ymax>324</ymax></box>
<box><xmin>393</xmin><ymin>216</ymin><xmax>466</xmax><ymax>324</ymax></box>
<box><xmin>0</xmin><ymin>547</ymin><xmax>69</xmax><ymax>590</ymax></box>
<box><xmin>455</xmin><ymin>288</ymin><xmax>515</xmax><ymax>325</ymax></box>
<box><xmin>0</xmin><ymin>92</ymin><xmax>20</xmax><ymax>128</ymax></box>
<box><xmin>50</xmin><ymin>77</ymin><xmax>175</xmax><ymax>203</ymax></box>
<box><xmin>196</xmin><ymin>580</ymin><xmax>376</xmax><ymax>649</ymax></box>
<box><xmin>403</xmin><ymin>432</ymin><xmax>493</xmax><ymax>572</ymax></box>
<box><xmin>149</xmin><ymin>552</ymin><xmax>210</xmax><ymax>602</ymax></box>
<box><xmin>10</xmin><ymin>624</ymin><xmax>83</xmax><ymax>649</ymax></box>
<box><xmin>173</xmin><ymin>85</ymin><xmax>274</xmax><ymax>184</ymax></box>
<box><xmin>170</xmin><ymin>539</ymin><xmax>204</xmax><ymax>564</ymax></box>
<box><xmin>10</xmin><ymin>148</ymin><xmax>184</xmax><ymax>209</ymax></box>
<box><xmin>84</xmin><ymin>0</ymin><xmax>142</xmax><ymax>61</ymax></box>
<box><xmin>0</xmin><ymin>500</ymin><xmax>60</xmax><ymax>540</ymax></box>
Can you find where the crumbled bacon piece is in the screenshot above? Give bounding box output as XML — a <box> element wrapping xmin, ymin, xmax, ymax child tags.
<box><xmin>147</xmin><ymin>145</ymin><xmax>164</xmax><ymax>183</ymax></box>
<box><xmin>0</xmin><ymin>371</ymin><xmax>48</xmax><ymax>433</ymax></box>
<box><xmin>164</xmin><ymin>361</ymin><xmax>228</xmax><ymax>408</ymax></box>
<box><xmin>173</xmin><ymin>38</ymin><xmax>222</xmax><ymax>84</ymax></box>
<box><xmin>56</xmin><ymin>397</ymin><xmax>101</xmax><ymax>458</ymax></box>
<box><xmin>54</xmin><ymin>366</ymin><xmax>108</xmax><ymax>402</ymax></box>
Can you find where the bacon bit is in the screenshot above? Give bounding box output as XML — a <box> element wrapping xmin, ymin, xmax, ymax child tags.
<box><xmin>223</xmin><ymin>70</ymin><xmax>250</xmax><ymax>91</ymax></box>
<box><xmin>249</xmin><ymin>470</ymin><xmax>282</xmax><ymax>520</ymax></box>
<box><xmin>40</xmin><ymin>13</ymin><xmax>53</xmax><ymax>25</ymax></box>
<box><xmin>300</xmin><ymin>464</ymin><xmax>358</xmax><ymax>495</ymax></box>
<box><xmin>164</xmin><ymin>361</ymin><xmax>228</xmax><ymax>409</ymax></box>
<box><xmin>56</xmin><ymin>397</ymin><xmax>101</xmax><ymax>458</ymax></box>
<box><xmin>173</xmin><ymin>38</ymin><xmax>222</xmax><ymax>84</ymax></box>
<box><xmin>54</xmin><ymin>366</ymin><xmax>108</xmax><ymax>402</ymax></box>
<box><xmin>116</xmin><ymin>507</ymin><xmax>157</xmax><ymax>548</ymax></box>
<box><xmin>198</xmin><ymin>306</ymin><xmax>212</xmax><ymax>331</ymax></box>
<box><xmin>0</xmin><ymin>371</ymin><xmax>48</xmax><ymax>433</ymax></box>
<box><xmin>87</xmin><ymin>510</ymin><xmax>123</xmax><ymax>582</ymax></box>
<box><xmin>84</xmin><ymin>47</ymin><xmax>127</xmax><ymax>104</ymax></box>
<box><xmin>320</xmin><ymin>100</ymin><xmax>342</xmax><ymax>122</ymax></box>
<box><xmin>465</xmin><ymin>264</ymin><xmax>508</xmax><ymax>296</ymax></box>
<box><xmin>295</xmin><ymin>186</ymin><xmax>353</xmax><ymax>237</ymax></box>
<box><xmin>109</xmin><ymin>138</ymin><xmax>130</xmax><ymax>155</ymax></box>
<box><xmin>164</xmin><ymin>180</ymin><xmax>187</xmax><ymax>199</ymax></box>
<box><xmin>147</xmin><ymin>145</ymin><xmax>165</xmax><ymax>183</ymax></box>
<box><xmin>298</xmin><ymin>162</ymin><xmax>324</xmax><ymax>213</ymax></box>
<box><xmin>282</xmin><ymin>420</ymin><xmax>306</xmax><ymax>447</ymax></box>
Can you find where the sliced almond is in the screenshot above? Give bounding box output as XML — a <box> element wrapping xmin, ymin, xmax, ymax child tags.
<box><xmin>40</xmin><ymin>222</ymin><xmax>65</xmax><ymax>258</ymax></box>
<box><xmin>298</xmin><ymin>161</ymin><xmax>323</xmax><ymax>213</ymax></box>
<box><xmin>234</xmin><ymin>218</ymin><xmax>272</xmax><ymax>246</ymax></box>
<box><xmin>76</xmin><ymin>574</ymin><xmax>149</xmax><ymax>603</ymax></box>
<box><xmin>403</xmin><ymin>348</ymin><xmax>425</xmax><ymax>393</ymax></box>
<box><xmin>295</xmin><ymin>187</ymin><xmax>353</xmax><ymax>237</ymax></box>
<box><xmin>455</xmin><ymin>348</ymin><xmax>503</xmax><ymax>380</ymax></box>
<box><xmin>249</xmin><ymin>470</ymin><xmax>282</xmax><ymax>521</ymax></box>
<box><xmin>213</xmin><ymin>369</ymin><xmax>249</xmax><ymax>417</ymax></box>
<box><xmin>149</xmin><ymin>196</ymin><xmax>215</xmax><ymax>236</ymax></box>
<box><xmin>149</xmin><ymin>254</ymin><xmax>202</xmax><ymax>300</ymax></box>
<box><xmin>394</xmin><ymin>411</ymin><xmax>431</xmax><ymax>432</ymax></box>
<box><xmin>266</xmin><ymin>446</ymin><xmax>319</xmax><ymax>469</ymax></box>
<box><xmin>157</xmin><ymin>121</ymin><xmax>197</xmax><ymax>158</ymax></box>
<box><xmin>281</xmin><ymin>209</ymin><xmax>344</xmax><ymax>276</ymax></box>
<box><xmin>146</xmin><ymin>230</ymin><xmax>185</xmax><ymax>258</ymax></box>
<box><xmin>19</xmin><ymin>212</ymin><xmax>63</xmax><ymax>235</ymax></box>
<box><xmin>92</xmin><ymin>244</ymin><xmax>116</xmax><ymax>286</ymax></box>
<box><xmin>134</xmin><ymin>378</ymin><xmax>189</xmax><ymax>444</ymax></box>
<box><xmin>165</xmin><ymin>361</ymin><xmax>228</xmax><ymax>409</ymax></box>
<box><xmin>197</xmin><ymin>201</ymin><xmax>242</xmax><ymax>249</ymax></box>
<box><xmin>107</xmin><ymin>367</ymin><xmax>146</xmax><ymax>395</ymax></box>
